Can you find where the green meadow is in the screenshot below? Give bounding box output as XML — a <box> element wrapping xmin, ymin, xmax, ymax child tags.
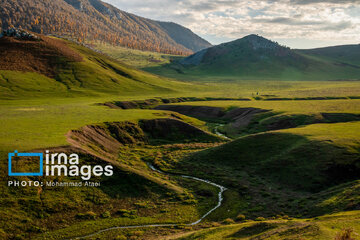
<box><xmin>173</xmin><ymin>99</ymin><xmax>360</xmax><ymax>114</ymax></box>
<box><xmin>1</xmin><ymin>36</ymin><xmax>360</xmax><ymax>240</ymax></box>
<box><xmin>95</xmin><ymin>43</ymin><xmax>182</xmax><ymax>69</ymax></box>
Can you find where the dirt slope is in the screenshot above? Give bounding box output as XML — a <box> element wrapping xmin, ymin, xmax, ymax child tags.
<box><xmin>0</xmin><ymin>35</ymin><xmax>82</xmax><ymax>77</ymax></box>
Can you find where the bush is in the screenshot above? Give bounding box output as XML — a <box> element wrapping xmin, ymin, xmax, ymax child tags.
<box><xmin>116</xmin><ymin>209</ymin><xmax>129</xmax><ymax>214</ymax></box>
<box><xmin>0</xmin><ymin>229</ymin><xmax>7</xmax><ymax>239</ymax></box>
<box><xmin>134</xmin><ymin>202</ymin><xmax>149</xmax><ymax>208</ymax></box>
<box><xmin>76</xmin><ymin>211</ymin><xmax>97</xmax><ymax>220</ymax></box>
<box><xmin>115</xmin><ymin>235</ymin><xmax>127</xmax><ymax>240</ymax></box>
<box><xmin>236</xmin><ymin>214</ymin><xmax>246</xmax><ymax>222</ymax></box>
<box><xmin>222</xmin><ymin>218</ymin><xmax>235</xmax><ymax>224</ymax></box>
<box><xmin>26</xmin><ymin>225</ymin><xmax>43</xmax><ymax>233</ymax></box>
<box><xmin>101</xmin><ymin>211</ymin><xmax>111</xmax><ymax>218</ymax></box>
<box><xmin>132</xmin><ymin>230</ymin><xmax>144</xmax><ymax>236</ymax></box>
<box><xmin>335</xmin><ymin>228</ymin><xmax>355</xmax><ymax>240</ymax></box>
<box><xmin>255</xmin><ymin>217</ymin><xmax>266</xmax><ymax>221</ymax></box>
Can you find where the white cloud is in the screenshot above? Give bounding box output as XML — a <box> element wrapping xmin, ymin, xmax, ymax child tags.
<box><xmin>103</xmin><ymin>0</ymin><xmax>360</xmax><ymax>48</ymax></box>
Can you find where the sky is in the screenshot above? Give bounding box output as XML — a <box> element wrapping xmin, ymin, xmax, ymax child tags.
<box><xmin>103</xmin><ymin>0</ymin><xmax>360</xmax><ymax>49</ymax></box>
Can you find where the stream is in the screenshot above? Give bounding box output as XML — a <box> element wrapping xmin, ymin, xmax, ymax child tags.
<box><xmin>70</xmin><ymin>164</ymin><xmax>226</xmax><ymax>239</ymax></box>
<box><xmin>214</xmin><ymin>124</ymin><xmax>230</xmax><ymax>139</ymax></box>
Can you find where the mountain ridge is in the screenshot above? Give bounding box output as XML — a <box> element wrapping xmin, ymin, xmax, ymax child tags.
<box><xmin>0</xmin><ymin>0</ymin><xmax>211</xmax><ymax>55</ymax></box>
<box><xmin>180</xmin><ymin>34</ymin><xmax>294</xmax><ymax>66</ymax></box>
<box><xmin>171</xmin><ymin>34</ymin><xmax>360</xmax><ymax>80</ymax></box>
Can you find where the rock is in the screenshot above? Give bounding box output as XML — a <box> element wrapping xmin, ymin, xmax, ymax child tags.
<box><xmin>2</xmin><ymin>27</ymin><xmax>40</xmax><ymax>41</ymax></box>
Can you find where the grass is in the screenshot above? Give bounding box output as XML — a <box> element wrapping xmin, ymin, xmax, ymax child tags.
<box><xmin>1</xmin><ymin>97</ymin><xmax>359</xmax><ymax>239</ymax></box>
<box><xmin>0</xmin><ymin>100</ymin><xmax>163</xmax><ymax>155</ymax></box>
<box><xmin>1</xmin><ymin>38</ymin><xmax>360</xmax><ymax>240</ymax></box>
<box><xmin>3</xmin><ymin>88</ymin><xmax>359</xmax><ymax>161</ymax></box>
<box><xmin>151</xmin><ymin>121</ymin><xmax>360</xmax><ymax>221</ymax></box>
<box><xmin>95</xmin><ymin>43</ymin><xmax>182</xmax><ymax>69</ymax></box>
<box><xmin>0</xmin><ymin>37</ymin><xmax>199</xmax><ymax>100</ymax></box>
<box><xmin>279</xmin><ymin>122</ymin><xmax>360</xmax><ymax>152</ymax></box>
<box><xmin>1</xmin><ymin>123</ymin><xmax>223</xmax><ymax>239</ymax></box>
<box><xmin>167</xmin><ymin>98</ymin><xmax>360</xmax><ymax>138</ymax></box>
<box><xmin>170</xmin><ymin>211</ymin><xmax>360</xmax><ymax>240</ymax></box>
<box><xmin>143</xmin><ymin>38</ymin><xmax>360</xmax><ymax>81</ymax></box>
<box><xmin>173</xmin><ymin>99</ymin><xmax>360</xmax><ymax>114</ymax></box>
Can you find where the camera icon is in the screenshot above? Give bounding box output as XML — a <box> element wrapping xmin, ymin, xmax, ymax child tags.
<box><xmin>8</xmin><ymin>150</ymin><xmax>43</xmax><ymax>176</ymax></box>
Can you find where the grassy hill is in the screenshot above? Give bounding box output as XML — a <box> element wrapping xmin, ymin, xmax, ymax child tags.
<box><xmin>95</xmin><ymin>43</ymin><xmax>182</xmax><ymax>68</ymax></box>
<box><xmin>298</xmin><ymin>44</ymin><xmax>360</xmax><ymax>66</ymax></box>
<box><xmin>1</xmin><ymin>119</ymin><xmax>225</xmax><ymax>239</ymax></box>
<box><xmin>184</xmin><ymin>123</ymin><xmax>360</xmax><ymax>192</ymax></box>
<box><xmin>166</xmin><ymin>211</ymin><xmax>360</xmax><ymax>240</ymax></box>
<box><xmin>0</xmin><ymin>33</ymin><xmax>198</xmax><ymax>99</ymax></box>
<box><xmin>146</xmin><ymin>35</ymin><xmax>360</xmax><ymax>81</ymax></box>
<box><xmin>148</xmin><ymin>99</ymin><xmax>360</xmax><ymax>226</ymax></box>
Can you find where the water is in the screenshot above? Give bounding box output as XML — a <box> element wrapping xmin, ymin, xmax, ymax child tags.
<box><xmin>68</xmin><ymin>164</ymin><xmax>227</xmax><ymax>239</ymax></box>
<box><xmin>214</xmin><ymin>124</ymin><xmax>230</xmax><ymax>139</ymax></box>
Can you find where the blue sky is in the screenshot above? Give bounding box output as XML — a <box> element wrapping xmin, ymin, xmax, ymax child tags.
<box><xmin>103</xmin><ymin>0</ymin><xmax>360</xmax><ymax>49</ymax></box>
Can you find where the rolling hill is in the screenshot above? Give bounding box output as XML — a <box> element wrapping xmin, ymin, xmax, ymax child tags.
<box><xmin>154</xmin><ymin>34</ymin><xmax>360</xmax><ymax>81</ymax></box>
<box><xmin>298</xmin><ymin>44</ymin><xmax>360</xmax><ymax>65</ymax></box>
<box><xmin>0</xmin><ymin>0</ymin><xmax>211</xmax><ymax>55</ymax></box>
<box><xmin>0</xmin><ymin>31</ymin><xmax>196</xmax><ymax>99</ymax></box>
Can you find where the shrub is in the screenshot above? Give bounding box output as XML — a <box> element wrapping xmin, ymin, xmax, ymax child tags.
<box><xmin>26</xmin><ymin>226</ymin><xmax>43</xmax><ymax>233</ymax></box>
<box><xmin>116</xmin><ymin>209</ymin><xmax>135</xmax><ymax>215</ymax></box>
<box><xmin>335</xmin><ymin>228</ymin><xmax>355</xmax><ymax>240</ymax></box>
<box><xmin>101</xmin><ymin>211</ymin><xmax>111</xmax><ymax>218</ymax></box>
<box><xmin>115</xmin><ymin>235</ymin><xmax>127</xmax><ymax>240</ymax></box>
<box><xmin>211</xmin><ymin>222</ymin><xmax>222</xmax><ymax>227</ymax></box>
<box><xmin>0</xmin><ymin>229</ymin><xmax>7</xmax><ymax>239</ymax></box>
<box><xmin>222</xmin><ymin>218</ymin><xmax>235</xmax><ymax>224</ymax></box>
<box><xmin>76</xmin><ymin>211</ymin><xmax>97</xmax><ymax>220</ymax></box>
<box><xmin>255</xmin><ymin>217</ymin><xmax>266</xmax><ymax>221</ymax></box>
<box><xmin>134</xmin><ymin>201</ymin><xmax>149</xmax><ymax>208</ymax></box>
<box><xmin>236</xmin><ymin>214</ymin><xmax>246</xmax><ymax>222</ymax></box>
<box><xmin>116</xmin><ymin>209</ymin><xmax>129</xmax><ymax>214</ymax></box>
<box><xmin>132</xmin><ymin>230</ymin><xmax>144</xmax><ymax>236</ymax></box>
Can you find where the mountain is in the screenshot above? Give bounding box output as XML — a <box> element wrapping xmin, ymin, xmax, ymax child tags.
<box><xmin>157</xmin><ymin>21</ymin><xmax>212</xmax><ymax>55</ymax></box>
<box><xmin>0</xmin><ymin>0</ymin><xmax>211</xmax><ymax>55</ymax></box>
<box><xmin>170</xmin><ymin>34</ymin><xmax>360</xmax><ymax>80</ymax></box>
<box><xmin>181</xmin><ymin>34</ymin><xmax>292</xmax><ymax>66</ymax></box>
<box><xmin>298</xmin><ymin>44</ymin><xmax>360</xmax><ymax>66</ymax></box>
<box><xmin>0</xmin><ymin>30</ymin><xmax>194</xmax><ymax>99</ymax></box>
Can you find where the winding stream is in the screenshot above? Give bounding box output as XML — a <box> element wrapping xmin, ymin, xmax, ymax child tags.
<box><xmin>214</xmin><ymin>124</ymin><xmax>230</xmax><ymax>139</ymax></box>
<box><xmin>70</xmin><ymin>164</ymin><xmax>226</xmax><ymax>239</ymax></box>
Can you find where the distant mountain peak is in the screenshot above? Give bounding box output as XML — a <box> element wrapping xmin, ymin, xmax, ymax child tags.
<box><xmin>180</xmin><ymin>34</ymin><xmax>292</xmax><ymax>66</ymax></box>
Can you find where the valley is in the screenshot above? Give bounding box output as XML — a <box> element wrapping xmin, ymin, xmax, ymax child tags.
<box><xmin>1</xmin><ymin>92</ymin><xmax>359</xmax><ymax>239</ymax></box>
<box><xmin>0</xmin><ymin>7</ymin><xmax>359</xmax><ymax>239</ymax></box>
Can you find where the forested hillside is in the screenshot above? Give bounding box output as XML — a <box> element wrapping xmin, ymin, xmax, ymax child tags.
<box><xmin>0</xmin><ymin>0</ymin><xmax>211</xmax><ymax>55</ymax></box>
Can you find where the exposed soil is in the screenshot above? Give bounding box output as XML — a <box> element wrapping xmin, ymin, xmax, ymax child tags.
<box><xmin>0</xmin><ymin>34</ymin><xmax>82</xmax><ymax>78</ymax></box>
<box><xmin>224</xmin><ymin>108</ymin><xmax>268</xmax><ymax>128</ymax></box>
<box><xmin>266</xmin><ymin>118</ymin><xmax>298</xmax><ymax>130</ymax></box>
<box><xmin>67</xmin><ymin>119</ymin><xmax>222</xmax><ymax>159</ymax></box>
<box><xmin>321</xmin><ymin>113</ymin><xmax>360</xmax><ymax>122</ymax></box>
<box><xmin>266</xmin><ymin>113</ymin><xmax>360</xmax><ymax>131</ymax></box>
<box><xmin>67</xmin><ymin>122</ymin><xmax>145</xmax><ymax>160</ymax></box>
<box><xmin>155</xmin><ymin>105</ymin><xmax>225</xmax><ymax>119</ymax></box>
<box><xmin>102</xmin><ymin>97</ymin><xmax>250</xmax><ymax>110</ymax></box>
<box><xmin>140</xmin><ymin>118</ymin><xmax>220</xmax><ymax>143</ymax></box>
<box><xmin>154</xmin><ymin>105</ymin><xmax>268</xmax><ymax>129</ymax></box>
